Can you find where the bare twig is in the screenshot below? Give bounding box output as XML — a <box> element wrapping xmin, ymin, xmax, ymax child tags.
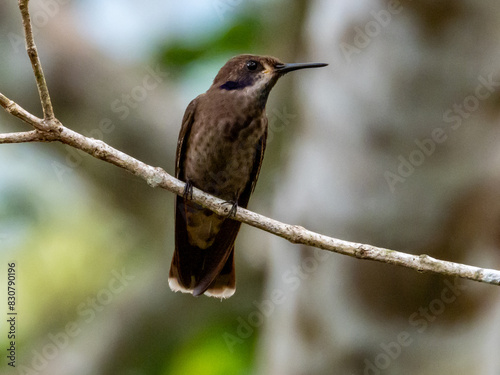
<box><xmin>18</xmin><ymin>0</ymin><xmax>55</xmax><ymax>120</ymax></box>
<box><xmin>0</xmin><ymin>92</ymin><xmax>42</xmax><ymax>126</ymax></box>
<box><xmin>1</xmin><ymin>1</ymin><xmax>500</xmax><ymax>287</ymax></box>
<box><xmin>0</xmin><ymin>130</ymin><xmax>56</xmax><ymax>143</ymax></box>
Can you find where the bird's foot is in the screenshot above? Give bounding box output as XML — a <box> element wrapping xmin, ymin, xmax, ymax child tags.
<box><xmin>222</xmin><ymin>200</ymin><xmax>238</xmax><ymax>218</ymax></box>
<box><xmin>183</xmin><ymin>180</ymin><xmax>193</xmax><ymax>200</ymax></box>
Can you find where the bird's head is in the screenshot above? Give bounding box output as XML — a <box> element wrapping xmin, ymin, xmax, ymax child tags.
<box><xmin>211</xmin><ymin>54</ymin><xmax>327</xmax><ymax>106</ymax></box>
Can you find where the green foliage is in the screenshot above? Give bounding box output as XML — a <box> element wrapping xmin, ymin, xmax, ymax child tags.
<box><xmin>164</xmin><ymin>324</ymin><xmax>255</xmax><ymax>375</ymax></box>
<box><xmin>158</xmin><ymin>15</ymin><xmax>264</xmax><ymax>75</ymax></box>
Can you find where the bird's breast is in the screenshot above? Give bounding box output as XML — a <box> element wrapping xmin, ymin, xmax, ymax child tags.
<box><xmin>183</xmin><ymin>102</ymin><xmax>266</xmax><ymax>201</ymax></box>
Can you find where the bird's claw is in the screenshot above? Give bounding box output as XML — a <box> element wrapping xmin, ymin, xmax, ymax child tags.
<box><xmin>223</xmin><ymin>200</ymin><xmax>238</xmax><ymax>218</ymax></box>
<box><xmin>183</xmin><ymin>180</ymin><xmax>193</xmax><ymax>200</ymax></box>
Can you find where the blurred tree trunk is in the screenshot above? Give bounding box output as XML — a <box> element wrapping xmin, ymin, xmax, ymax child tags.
<box><xmin>257</xmin><ymin>1</ymin><xmax>500</xmax><ymax>374</ymax></box>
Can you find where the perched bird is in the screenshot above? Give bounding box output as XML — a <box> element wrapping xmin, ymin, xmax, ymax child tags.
<box><xmin>169</xmin><ymin>54</ymin><xmax>327</xmax><ymax>298</ymax></box>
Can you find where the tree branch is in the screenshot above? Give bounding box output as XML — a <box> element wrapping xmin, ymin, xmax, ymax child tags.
<box><xmin>1</xmin><ymin>1</ymin><xmax>499</xmax><ymax>287</ymax></box>
<box><xmin>0</xmin><ymin>130</ymin><xmax>56</xmax><ymax>143</ymax></box>
<box><xmin>18</xmin><ymin>0</ymin><xmax>55</xmax><ymax>120</ymax></box>
<box><xmin>0</xmin><ymin>92</ymin><xmax>42</xmax><ymax>126</ymax></box>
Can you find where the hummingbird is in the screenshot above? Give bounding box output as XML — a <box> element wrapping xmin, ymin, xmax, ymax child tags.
<box><xmin>169</xmin><ymin>54</ymin><xmax>327</xmax><ymax>298</ymax></box>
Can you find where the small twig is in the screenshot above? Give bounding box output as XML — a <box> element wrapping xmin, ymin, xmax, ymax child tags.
<box><xmin>18</xmin><ymin>0</ymin><xmax>55</xmax><ymax>120</ymax></box>
<box><xmin>0</xmin><ymin>130</ymin><xmax>56</xmax><ymax>143</ymax></box>
<box><xmin>0</xmin><ymin>92</ymin><xmax>43</xmax><ymax>127</ymax></box>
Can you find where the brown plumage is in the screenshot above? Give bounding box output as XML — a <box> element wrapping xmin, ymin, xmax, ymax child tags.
<box><xmin>169</xmin><ymin>54</ymin><xmax>327</xmax><ymax>298</ymax></box>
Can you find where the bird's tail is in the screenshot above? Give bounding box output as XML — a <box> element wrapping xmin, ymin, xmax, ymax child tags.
<box><xmin>168</xmin><ymin>246</ymin><xmax>235</xmax><ymax>298</ymax></box>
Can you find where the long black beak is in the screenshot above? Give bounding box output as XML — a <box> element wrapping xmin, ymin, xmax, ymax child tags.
<box><xmin>275</xmin><ymin>62</ymin><xmax>328</xmax><ymax>74</ymax></box>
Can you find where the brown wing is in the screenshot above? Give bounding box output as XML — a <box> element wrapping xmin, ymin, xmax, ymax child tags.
<box><xmin>169</xmin><ymin>97</ymin><xmax>199</xmax><ymax>290</ymax></box>
<box><xmin>175</xmin><ymin>97</ymin><xmax>199</xmax><ymax>179</ymax></box>
<box><xmin>247</xmin><ymin>117</ymin><xmax>267</xmax><ymax>198</ymax></box>
<box><xmin>170</xmin><ymin>95</ymin><xmax>235</xmax><ymax>295</ymax></box>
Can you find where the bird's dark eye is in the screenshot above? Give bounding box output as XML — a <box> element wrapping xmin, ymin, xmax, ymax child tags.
<box><xmin>246</xmin><ymin>60</ymin><xmax>258</xmax><ymax>71</ymax></box>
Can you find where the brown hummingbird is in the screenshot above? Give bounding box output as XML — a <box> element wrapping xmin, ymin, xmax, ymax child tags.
<box><xmin>169</xmin><ymin>54</ymin><xmax>327</xmax><ymax>298</ymax></box>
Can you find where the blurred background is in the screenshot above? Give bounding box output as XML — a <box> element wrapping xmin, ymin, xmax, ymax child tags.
<box><xmin>1</xmin><ymin>0</ymin><xmax>500</xmax><ymax>374</ymax></box>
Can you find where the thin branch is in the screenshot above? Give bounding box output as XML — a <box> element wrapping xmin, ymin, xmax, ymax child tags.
<box><xmin>18</xmin><ymin>0</ymin><xmax>55</xmax><ymax>120</ymax></box>
<box><xmin>0</xmin><ymin>92</ymin><xmax>44</xmax><ymax>127</ymax></box>
<box><xmin>0</xmin><ymin>130</ymin><xmax>55</xmax><ymax>143</ymax></box>
<box><xmin>1</xmin><ymin>1</ymin><xmax>500</xmax><ymax>288</ymax></box>
<box><xmin>3</xmin><ymin>121</ymin><xmax>500</xmax><ymax>286</ymax></box>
